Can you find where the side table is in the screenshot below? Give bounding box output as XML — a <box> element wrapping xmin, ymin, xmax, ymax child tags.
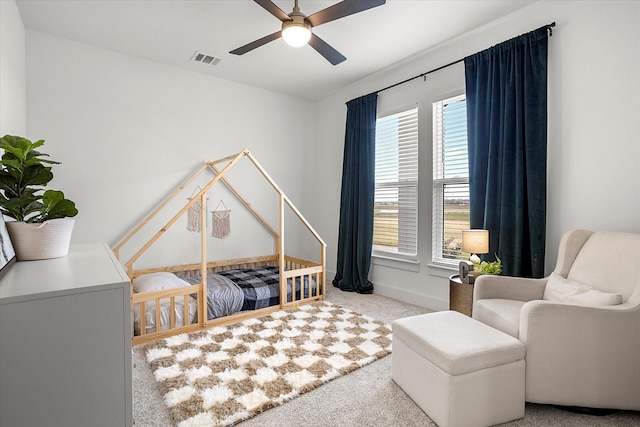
<box><xmin>449</xmin><ymin>274</ymin><xmax>474</xmax><ymax>317</ymax></box>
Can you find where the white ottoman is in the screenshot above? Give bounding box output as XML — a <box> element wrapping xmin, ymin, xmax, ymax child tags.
<box><xmin>392</xmin><ymin>310</ymin><xmax>525</xmax><ymax>427</ymax></box>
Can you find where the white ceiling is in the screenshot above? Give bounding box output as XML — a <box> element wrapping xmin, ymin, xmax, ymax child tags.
<box><xmin>16</xmin><ymin>0</ymin><xmax>536</xmax><ymax>101</ymax></box>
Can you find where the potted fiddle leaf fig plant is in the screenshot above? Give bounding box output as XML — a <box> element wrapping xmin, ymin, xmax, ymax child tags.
<box><xmin>0</xmin><ymin>135</ymin><xmax>78</xmax><ymax>260</ymax></box>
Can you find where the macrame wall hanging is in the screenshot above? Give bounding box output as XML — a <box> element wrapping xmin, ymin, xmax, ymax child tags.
<box><xmin>212</xmin><ymin>200</ymin><xmax>231</xmax><ymax>239</ymax></box>
<box><xmin>187</xmin><ymin>186</ymin><xmax>206</xmax><ymax>232</ymax></box>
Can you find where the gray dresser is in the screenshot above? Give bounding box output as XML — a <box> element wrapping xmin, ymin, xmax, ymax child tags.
<box><xmin>0</xmin><ymin>243</ymin><xmax>132</xmax><ymax>427</ymax></box>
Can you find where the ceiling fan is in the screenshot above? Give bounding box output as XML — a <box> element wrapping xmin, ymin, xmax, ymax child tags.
<box><xmin>229</xmin><ymin>0</ymin><xmax>386</xmax><ymax>65</ymax></box>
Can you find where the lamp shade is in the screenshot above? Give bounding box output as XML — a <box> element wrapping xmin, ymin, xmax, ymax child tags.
<box><xmin>462</xmin><ymin>229</ymin><xmax>489</xmax><ymax>254</ymax></box>
<box><xmin>282</xmin><ymin>20</ymin><xmax>311</xmax><ymax>47</ymax></box>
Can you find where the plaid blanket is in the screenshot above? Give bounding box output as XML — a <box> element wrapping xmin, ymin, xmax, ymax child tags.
<box><xmin>217</xmin><ymin>266</ymin><xmax>316</xmax><ymax>311</ymax></box>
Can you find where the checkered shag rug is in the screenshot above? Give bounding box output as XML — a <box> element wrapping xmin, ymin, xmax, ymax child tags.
<box><xmin>144</xmin><ymin>302</ymin><xmax>393</xmax><ymax>427</ymax></box>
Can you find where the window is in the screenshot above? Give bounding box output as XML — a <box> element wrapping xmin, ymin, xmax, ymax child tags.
<box><xmin>373</xmin><ymin>107</ymin><xmax>419</xmax><ymax>259</ymax></box>
<box><xmin>432</xmin><ymin>95</ymin><xmax>470</xmax><ymax>266</ymax></box>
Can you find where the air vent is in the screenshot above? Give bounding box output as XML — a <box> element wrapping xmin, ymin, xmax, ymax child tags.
<box><xmin>191</xmin><ymin>51</ymin><xmax>221</xmax><ymax>66</ymax></box>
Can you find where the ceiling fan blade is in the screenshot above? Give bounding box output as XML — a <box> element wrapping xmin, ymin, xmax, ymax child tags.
<box><xmin>254</xmin><ymin>0</ymin><xmax>291</xmax><ymax>22</ymax></box>
<box><xmin>308</xmin><ymin>33</ymin><xmax>346</xmax><ymax>65</ymax></box>
<box><xmin>306</xmin><ymin>0</ymin><xmax>386</xmax><ymax>27</ymax></box>
<box><xmin>229</xmin><ymin>31</ymin><xmax>282</xmax><ymax>55</ymax></box>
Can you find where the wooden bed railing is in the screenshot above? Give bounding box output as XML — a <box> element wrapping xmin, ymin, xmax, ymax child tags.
<box><xmin>132</xmin><ymin>284</ymin><xmax>204</xmax><ymax>342</ymax></box>
<box><xmin>130</xmin><ymin>255</ymin><xmax>324</xmax><ymax>345</ymax></box>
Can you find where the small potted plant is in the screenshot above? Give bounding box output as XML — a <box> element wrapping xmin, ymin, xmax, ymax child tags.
<box><xmin>0</xmin><ymin>135</ymin><xmax>78</xmax><ymax>260</ymax></box>
<box><xmin>474</xmin><ymin>255</ymin><xmax>502</xmax><ymax>276</ymax></box>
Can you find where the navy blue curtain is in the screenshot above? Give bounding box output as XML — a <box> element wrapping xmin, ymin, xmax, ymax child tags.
<box><xmin>332</xmin><ymin>93</ymin><xmax>378</xmax><ymax>293</ymax></box>
<box><xmin>464</xmin><ymin>26</ymin><xmax>549</xmax><ymax>278</ymax></box>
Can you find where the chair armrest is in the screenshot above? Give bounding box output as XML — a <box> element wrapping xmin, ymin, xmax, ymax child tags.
<box><xmin>473</xmin><ymin>274</ymin><xmax>547</xmax><ymax>302</ymax></box>
<box><xmin>520</xmin><ymin>300</ymin><xmax>640</xmax><ymax>345</ymax></box>
<box><xmin>519</xmin><ymin>300</ymin><xmax>640</xmax><ymax>407</ymax></box>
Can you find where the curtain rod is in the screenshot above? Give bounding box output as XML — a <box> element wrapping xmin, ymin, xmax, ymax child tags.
<box><xmin>372</xmin><ymin>22</ymin><xmax>556</xmax><ymax>96</ymax></box>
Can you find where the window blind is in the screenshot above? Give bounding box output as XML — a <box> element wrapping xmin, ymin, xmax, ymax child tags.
<box><xmin>432</xmin><ymin>95</ymin><xmax>470</xmax><ymax>265</ymax></box>
<box><xmin>374</xmin><ymin>107</ymin><xmax>419</xmax><ymax>257</ymax></box>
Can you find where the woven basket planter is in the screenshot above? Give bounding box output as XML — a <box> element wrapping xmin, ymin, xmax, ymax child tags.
<box><xmin>6</xmin><ymin>218</ymin><xmax>75</xmax><ymax>261</ymax></box>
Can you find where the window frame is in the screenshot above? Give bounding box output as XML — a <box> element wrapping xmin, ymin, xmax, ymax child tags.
<box><xmin>372</xmin><ymin>105</ymin><xmax>419</xmax><ymax>263</ymax></box>
<box><xmin>431</xmin><ymin>94</ymin><xmax>470</xmax><ymax>268</ymax></box>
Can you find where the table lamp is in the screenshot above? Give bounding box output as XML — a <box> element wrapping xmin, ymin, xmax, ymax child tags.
<box><xmin>459</xmin><ymin>229</ymin><xmax>489</xmax><ymax>284</ymax></box>
<box><xmin>462</xmin><ymin>229</ymin><xmax>489</xmax><ymax>264</ymax></box>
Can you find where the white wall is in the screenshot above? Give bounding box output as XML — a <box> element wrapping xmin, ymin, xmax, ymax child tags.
<box><xmin>0</xmin><ymin>0</ymin><xmax>26</xmax><ymax>136</ymax></box>
<box><xmin>25</xmin><ymin>31</ymin><xmax>318</xmax><ymax>270</ymax></box>
<box><xmin>19</xmin><ymin>1</ymin><xmax>640</xmax><ymax>308</ymax></box>
<box><xmin>312</xmin><ymin>0</ymin><xmax>640</xmax><ymax>310</ymax></box>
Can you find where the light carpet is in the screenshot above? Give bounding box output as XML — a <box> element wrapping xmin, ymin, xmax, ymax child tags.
<box><xmin>143</xmin><ymin>302</ymin><xmax>392</xmax><ymax>427</ymax></box>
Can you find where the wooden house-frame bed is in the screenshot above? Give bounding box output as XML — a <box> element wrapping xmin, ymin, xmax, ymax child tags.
<box><xmin>113</xmin><ymin>149</ymin><xmax>326</xmax><ymax>345</ymax></box>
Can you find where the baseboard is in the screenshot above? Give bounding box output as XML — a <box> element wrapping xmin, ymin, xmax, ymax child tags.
<box><xmin>374</xmin><ymin>281</ymin><xmax>448</xmax><ymax>312</ymax></box>
<box><xmin>326</xmin><ymin>268</ymin><xmax>448</xmax><ymax>312</ymax></box>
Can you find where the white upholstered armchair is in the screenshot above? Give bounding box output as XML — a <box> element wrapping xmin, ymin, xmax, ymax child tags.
<box><xmin>472</xmin><ymin>229</ymin><xmax>640</xmax><ymax>410</ymax></box>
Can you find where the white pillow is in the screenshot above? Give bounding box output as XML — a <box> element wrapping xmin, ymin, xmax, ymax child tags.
<box><xmin>543</xmin><ymin>273</ymin><xmax>622</xmax><ymax>306</ymax></box>
<box><xmin>132</xmin><ymin>272</ymin><xmax>191</xmax><ymax>293</ymax></box>
<box><xmin>567</xmin><ymin>288</ymin><xmax>623</xmax><ymax>306</ymax></box>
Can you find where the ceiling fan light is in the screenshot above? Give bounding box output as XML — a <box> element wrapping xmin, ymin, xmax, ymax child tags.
<box><xmin>282</xmin><ymin>20</ymin><xmax>311</xmax><ymax>48</ymax></box>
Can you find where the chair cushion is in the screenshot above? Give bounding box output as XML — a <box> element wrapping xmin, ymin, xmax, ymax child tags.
<box><xmin>543</xmin><ymin>273</ymin><xmax>623</xmax><ymax>306</ymax></box>
<box><xmin>473</xmin><ymin>299</ymin><xmax>526</xmax><ymax>338</ymax></box>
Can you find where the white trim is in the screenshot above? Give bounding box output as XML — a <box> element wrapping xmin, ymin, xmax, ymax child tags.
<box><xmin>371</xmin><ymin>253</ymin><xmax>420</xmax><ymax>272</ymax></box>
<box><xmin>374</xmin><ymin>281</ymin><xmax>448</xmax><ymax>312</ymax></box>
<box><xmin>378</xmin><ymin>102</ymin><xmax>419</xmax><ymax>120</ymax></box>
<box><xmin>427</xmin><ymin>262</ymin><xmax>457</xmax><ymax>278</ymax></box>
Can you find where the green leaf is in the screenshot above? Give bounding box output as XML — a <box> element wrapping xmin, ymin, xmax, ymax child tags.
<box><xmin>42</xmin><ymin>189</ymin><xmax>64</xmax><ymax>205</ymax></box>
<box><xmin>21</xmin><ymin>165</ymin><xmax>53</xmax><ymax>187</ymax></box>
<box><xmin>41</xmin><ymin>190</ymin><xmax>78</xmax><ymax>220</ymax></box>
<box><xmin>476</xmin><ymin>255</ymin><xmax>502</xmax><ymax>275</ymax></box>
<box><xmin>0</xmin><ymin>137</ymin><xmax>26</xmax><ymax>159</ymax></box>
